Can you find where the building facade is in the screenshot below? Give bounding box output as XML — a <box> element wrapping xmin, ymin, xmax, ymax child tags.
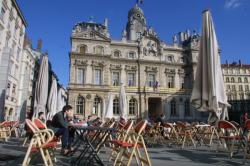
<box><xmin>222</xmin><ymin>61</ymin><xmax>250</xmax><ymax>101</ymax></box>
<box><xmin>0</xmin><ymin>0</ymin><xmax>27</xmax><ymax>121</ymax></box>
<box><xmin>68</xmin><ymin>4</ymin><xmax>209</xmax><ymax>121</ymax></box>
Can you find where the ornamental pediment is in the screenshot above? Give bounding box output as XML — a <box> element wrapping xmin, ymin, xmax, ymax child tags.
<box><xmin>72</xmin><ymin>28</ymin><xmax>110</xmax><ymax>41</ymax></box>
<box><xmin>74</xmin><ymin>59</ymin><xmax>88</xmax><ymax>66</ymax></box>
<box><xmin>110</xmin><ymin>64</ymin><xmax>122</xmax><ymax>70</ymax></box>
<box><xmin>125</xmin><ymin>65</ymin><xmax>137</xmax><ymax>71</ymax></box>
<box><xmin>165</xmin><ymin>68</ymin><xmax>176</xmax><ymax>74</ymax></box>
<box><xmin>91</xmin><ymin>60</ymin><xmax>106</xmax><ymax>67</ymax></box>
<box><xmin>145</xmin><ymin>66</ymin><xmax>158</xmax><ymax>72</ymax></box>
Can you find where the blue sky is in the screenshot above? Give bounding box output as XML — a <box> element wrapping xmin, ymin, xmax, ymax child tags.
<box><xmin>17</xmin><ymin>0</ymin><xmax>250</xmax><ymax>86</ymax></box>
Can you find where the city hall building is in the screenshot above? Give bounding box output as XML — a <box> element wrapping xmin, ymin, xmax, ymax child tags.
<box><xmin>68</xmin><ymin>4</ymin><xmax>207</xmax><ymax>121</ymax></box>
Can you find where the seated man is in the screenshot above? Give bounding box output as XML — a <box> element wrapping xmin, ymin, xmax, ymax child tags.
<box><xmin>51</xmin><ymin>105</ymin><xmax>75</xmax><ymax>155</ymax></box>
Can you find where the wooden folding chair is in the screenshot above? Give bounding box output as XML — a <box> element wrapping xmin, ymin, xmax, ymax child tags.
<box><xmin>109</xmin><ymin>120</ymin><xmax>134</xmax><ymax>162</ymax></box>
<box><xmin>163</xmin><ymin>123</ymin><xmax>179</xmax><ymax>144</ymax></box>
<box><xmin>22</xmin><ymin>119</ymin><xmax>57</xmax><ymax>166</ymax></box>
<box><xmin>194</xmin><ymin>123</ymin><xmax>219</xmax><ymax>147</ymax></box>
<box><xmin>0</xmin><ymin>121</ymin><xmax>19</xmax><ymax>141</ymax></box>
<box><xmin>114</xmin><ymin>120</ymin><xmax>152</xmax><ymax>166</ymax></box>
<box><xmin>176</xmin><ymin>121</ymin><xmax>196</xmax><ymax>149</ymax></box>
<box><xmin>0</xmin><ymin>121</ymin><xmax>10</xmax><ymax>141</ymax></box>
<box><xmin>217</xmin><ymin>120</ymin><xmax>244</xmax><ymax>158</ymax></box>
<box><xmin>23</xmin><ymin>119</ymin><xmax>47</xmax><ymax>146</ymax></box>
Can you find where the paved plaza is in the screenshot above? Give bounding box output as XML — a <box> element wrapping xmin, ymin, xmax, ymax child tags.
<box><xmin>0</xmin><ymin>138</ymin><xmax>248</xmax><ymax>166</ymax></box>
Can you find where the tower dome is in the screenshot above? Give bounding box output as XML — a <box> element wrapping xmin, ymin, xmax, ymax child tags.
<box><xmin>128</xmin><ymin>4</ymin><xmax>144</xmax><ymax>18</ymax></box>
<box><xmin>126</xmin><ymin>4</ymin><xmax>147</xmax><ymax>41</ymax></box>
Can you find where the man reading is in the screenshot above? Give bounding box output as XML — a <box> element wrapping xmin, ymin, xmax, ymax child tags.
<box><xmin>51</xmin><ymin>105</ymin><xmax>74</xmax><ymax>155</ymax></box>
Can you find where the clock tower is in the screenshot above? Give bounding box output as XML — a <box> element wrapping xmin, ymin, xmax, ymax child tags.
<box><xmin>126</xmin><ymin>4</ymin><xmax>147</xmax><ymax>41</ymax></box>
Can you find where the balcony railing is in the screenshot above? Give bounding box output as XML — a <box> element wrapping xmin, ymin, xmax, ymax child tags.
<box><xmin>68</xmin><ymin>83</ymin><xmax>191</xmax><ymax>93</ymax></box>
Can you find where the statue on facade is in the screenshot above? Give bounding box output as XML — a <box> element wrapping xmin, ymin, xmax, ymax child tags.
<box><xmin>173</xmin><ymin>34</ymin><xmax>178</xmax><ymax>44</ymax></box>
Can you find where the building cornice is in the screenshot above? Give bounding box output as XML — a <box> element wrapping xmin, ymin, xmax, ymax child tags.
<box><xmin>12</xmin><ymin>0</ymin><xmax>28</xmax><ymax>27</ymax></box>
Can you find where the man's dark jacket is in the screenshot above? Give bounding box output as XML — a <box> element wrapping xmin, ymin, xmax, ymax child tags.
<box><xmin>51</xmin><ymin>111</ymin><xmax>68</xmax><ymax>128</ymax></box>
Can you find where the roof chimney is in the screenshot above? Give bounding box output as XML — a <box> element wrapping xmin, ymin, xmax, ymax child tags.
<box><xmin>37</xmin><ymin>39</ymin><xmax>42</xmax><ymax>52</ymax></box>
<box><xmin>23</xmin><ymin>34</ymin><xmax>31</xmax><ymax>48</ymax></box>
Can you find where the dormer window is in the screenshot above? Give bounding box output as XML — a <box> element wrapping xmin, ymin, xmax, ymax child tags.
<box><xmin>168</xmin><ymin>56</ymin><xmax>173</xmax><ymax>62</ymax></box>
<box><xmin>94</xmin><ymin>45</ymin><xmax>104</xmax><ymax>55</ymax></box>
<box><xmin>114</xmin><ymin>50</ymin><xmax>121</xmax><ymax>58</ymax></box>
<box><xmin>79</xmin><ymin>45</ymin><xmax>87</xmax><ymax>54</ymax></box>
<box><xmin>128</xmin><ymin>52</ymin><xmax>135</xmax><ymax>59</ymax></box>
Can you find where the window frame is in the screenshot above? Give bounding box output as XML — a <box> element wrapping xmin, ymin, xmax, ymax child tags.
<box><xmin>76</xmin><ymin>96</ymin><xmax>85</xmax><ymax>115</ymax></box>
<box><xmin>129</xmin><ymin>98</ymin><xmax>137</xmax><ymax>115</ymax></box>
<box><xmin>113</xmin><ymin>98</ymin><xmax>119</xmax><ymax>115</ymax></box>
<box><xmin>170</xmin><ymin>99</ymin><xmax>177</xmax><ymax>117</ymax></box>
<box><xmin>147</xmin><ymin>73</ymin><xmax>156</xmax><ymax>87</ymax></box>
<box><xmin>127</xmin><ymin>72</ymin><xmax>136</xmax><ymax>86</ymax></box>
<box><xmin>76</xmin><ymin>68</ymin><xmax>85</xmax><ymax>84</ymax></box>
<box><xmin>93</xmin><ymin>69</ymin><xmax>102</xmax><ymax>85</ymax></box>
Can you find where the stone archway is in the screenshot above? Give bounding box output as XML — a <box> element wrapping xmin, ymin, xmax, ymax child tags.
<box><xmin>148</xmin><ymin>97</ymin><xmax>162</xmax><ymax>121</ymax></box>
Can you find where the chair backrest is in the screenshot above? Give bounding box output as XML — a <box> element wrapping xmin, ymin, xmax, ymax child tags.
<box><xmin>218</xmin><ymin>120</ymin><xmax>237</xmax><ymax>130</ymax></box>
<box><xmin>0</xmin><ymin>121</ymin><xmax>7</xmax><ymax>127</ymax></box>
<box><xmin>134</xmin><ymin>120</ymin><xmax>147</xmax><ymax>135</ymax></box>
<box><xmin>217</xmin><ymin>120</ymin><xmax>239</xmax><ymax>137</ymax></box>
<box><xmin>230</xmin><ymin>121</ymin><xmax>240</xmax><ymax>128</ymax></box>
<box><xmin>176</xmin><ymin>121</ymin><xmax>186</xmax><ymax>130</ymax></box>
<box><xmin>33</xmin><ymin>119</ymin><xmax>46</xmax><ymax>129</ymax></box>
<box><xmin>1</xmin><ymin>121</ymin><xmax>18</xmax><ymax>127</ymax></box>
<box><xmin>25</xmin><ymin>119</ymin><xmax>39</xmax><ymax>134</ymax></box>
<box><xmin>245</xmin><ymin>119</ymin><xmax>250</xmax><ymax>129</ymax></box>
<box><xmin>123</xmin><ymin>120</ymin><xmax>133</xmax><ymax>130</ymax></box>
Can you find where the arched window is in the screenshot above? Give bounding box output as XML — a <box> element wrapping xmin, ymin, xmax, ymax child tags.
<box><xmin>231</xmin><ymin>77</ymin><xmax>235</xmax><ymax>83</ymax></box>
<box><xmin>76</xmin><ymin>96</ymin><xmax>85</xmax><ymax>115</ymax></box>
<box><xmin>93</xmin><ymin>96</ymin><xmax>102</xmax><ymax>115</ymax></box>
<box><xmin>170</xmin><ymin>99</ymin><xmax>176</xmax><ymax>116</ymax></box>
<box><xmin>184</xmin><ymin>99</ymin><xmax>191</xmax><ymax>117</ymax></box>
<box><xmin>113</xmin><ymin>98</ymin><xmax>119</xmax><ymax>115</ymax></box>
<box><xmin>94</xmin><ymin>45</ymin><xmax>104</xmax><ymax>55</ymax></box>
<box><xmin>79</xmin><ymin>45</ymin><xmax>87</xmax><ymax>54</ymax></box>
<box><xmin>226</xmin><ymin>77</ymin><xmax>230</xmax><ymax>82</ymax></box>
<box><xmin>238</xmin><ymin>77</ymin><xmax>242</xmax><ymax>83</ymax></box>
<box><xmin>129</xmin><ymin>98</ymin><xmax>137</xmax><ymax>115</ymax></box>
<box><xmin>244</xmin><ymin>77</ymin><xmax>248</xmax><ymax>83</ymax></box>
<box><xmin>114</xmin><ymin>50</ymin><xmax>121</xmax><ymax>58</ymax></box>
<box><xmin>7</xmin><ymin>108</ymin><xmax>13</xmax><ymax>121</ymax></box>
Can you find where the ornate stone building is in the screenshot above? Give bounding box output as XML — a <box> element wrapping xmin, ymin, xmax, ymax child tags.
<box><xmin>222</xmin><ymin>61</ymin><xmax>250</xmax><ymax>101</ymax></box>
<box><xmin>0</xmin><ymin>0</ymin><xmax>27</xmax><ymax>121</ymax></box>
<box><xmin>68</xmin><ymin>4</ymin><xmax>206</xmax><ymax>121</ymax></box>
